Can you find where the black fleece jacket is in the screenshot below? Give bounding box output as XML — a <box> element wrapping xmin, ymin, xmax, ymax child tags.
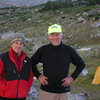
<box><xmin>31</xmin><ymin>43</ymin><xmax>85</xmax><ymax>93</ymax></box>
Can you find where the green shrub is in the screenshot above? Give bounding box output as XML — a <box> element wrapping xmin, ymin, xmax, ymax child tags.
<box><xmin>85</xmin><ymin>0</ymin><xmax>100</xmax><ymax>5</ymax></box>
<box><xmin>88</xmin><ymin>12</ymin><xmax>100</xmax><ymax>20</ymax></box>
<box><xmin>40</xmin><ymin>1</ymin><xmax>73</xmax><ymax>11</ymax></box>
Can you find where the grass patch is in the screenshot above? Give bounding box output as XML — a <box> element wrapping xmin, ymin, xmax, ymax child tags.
<box><xmin>69</xmin><ymin>57</ymin><xmax>100</xmax><ymax>99</ymax></box>
<box><xmin>0</xmin><ymin>40</ymin><xmax>10</xmax><ymax>53</ymax></box>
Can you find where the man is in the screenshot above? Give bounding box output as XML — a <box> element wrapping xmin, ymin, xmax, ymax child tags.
<box><xmin>31</xmin><ymin>24</ymin><xmax>85</xmax><ymax>100</ymax></box>
<box><xmin>0</xmin><ymin>36</ymin><xmax>33</xmax><ymax>100</ymax></box>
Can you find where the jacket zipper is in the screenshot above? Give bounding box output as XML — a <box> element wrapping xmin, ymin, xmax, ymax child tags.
<box><xmin>16</xmin><ymin>74</ymin><xmax>20</xmax><ymax>98</ymax></box>
<box><xmin>16</xmin><ymin>57</ymin><xmax>20</xmax><ymax>98</ymax></box>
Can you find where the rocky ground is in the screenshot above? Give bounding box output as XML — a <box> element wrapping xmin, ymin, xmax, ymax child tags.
<box><xmin>26</xmin><ymin>84</ymin><xmax>89</xmax><ymax>100</ymax></box>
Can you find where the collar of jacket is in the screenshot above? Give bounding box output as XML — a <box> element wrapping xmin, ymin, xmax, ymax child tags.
<box><xmin>8</xmin><ymin>48</ymin><xmax>26</xmax><ymax>72</ymax></box>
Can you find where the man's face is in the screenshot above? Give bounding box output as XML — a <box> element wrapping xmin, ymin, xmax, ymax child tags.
<box><xmin>11</xmin><ymin>41</ymin><xmax>24</xmax><ymax>55</ymax></box>
<box><xmin>48</xmin><ymin>33</ymin><xmax>63</xmax><ymax>46</ymax></box>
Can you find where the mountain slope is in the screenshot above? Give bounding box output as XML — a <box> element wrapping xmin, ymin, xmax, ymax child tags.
<box><xmin>0</xmin><ymin>0</ymin><xmax>56</xmax><ymax>8</ymax></box>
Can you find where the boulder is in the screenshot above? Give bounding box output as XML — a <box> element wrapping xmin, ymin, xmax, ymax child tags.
<box><xmin>0</xmin><ymin>31</ymin><xmax>26</xmax><ymax>40</ymax></box>
<box><xmin>91</xmin><ymin>22</ymin><xmax>100</xmax><ymax>28</ymax></box>
<box><xmin>77</xmin><ymin>16</ymin><xmax>85</xmax><ymax>22</ymax></box>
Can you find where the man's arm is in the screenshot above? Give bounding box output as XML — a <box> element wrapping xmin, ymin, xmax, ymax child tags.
<box><xmin>30</xmin><ymin>50</ymin><xmax>41</xmax><ymax>79</ymax></box>
<box><xmin>61</xmin><ymin>47</ymin><xmax>85</xmax><ymax>87</ymax></box>
<box><xmin>70</xmin><ymin>47</ymin><xmax>85</xmax><ymax>80</ymax></box>
<box><xmin>30</xmin><ymin>49</ymin><xmax>48</xmax><ymax>85</ymax></box>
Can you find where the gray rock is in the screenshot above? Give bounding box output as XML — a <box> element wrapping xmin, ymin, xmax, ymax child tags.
<box><xmin>26</xmin><ymin>84</ymin><xmax>39</xmax><ymax>100</ymax></box>
<box><xmin>90</xmin><ymin>32</ymin><xmax>100</xmax><ymax>38</ymax></box>
<box><xmin>70</xmin><ymin>93</ymin><xmax>89</xmax><ymax>100</ymax></box>
<box><xmin>32</xmin><ymin>43</ymin><xmax>42</xmax><ymax>52</ymax></box>
<box><xmin>76</xmin><ymin>13</ymin><xmax>81</xmax><ymax>17</ymax></box>
<box><xmin>77</xmin><ymin>16</ymin><xmax>85</xmax><ymax>22</ymax></box>
<box><xmin>81</xmin><ymin>68</ymin><xmax>88</xmax><ymax>76</ymax></box>
<box><xmin>91</xmin><ymin>22</ymin><xmax>100</xmax><ymax>28</ymax></box>
<box><xmin>82</xmin><ymin>12</ymin><xmax>88</xmax><ymax>16</ymax></box>
<box><xmin>27</xmin><ymin>18</ymin><xmax>32</xmax><ymax>22</ymax></box>
<box><xmin>77</xmin><ymin>46</ymin><xmax>100</xmax><ymax>59</ymax></box>
<box><xmin>25</xmin><ymin>38</ymin><xmax>33</xmax><ymax>42</ymax></box>
<box><xmin>68</xmin><ymin>22</ymin><xmax>76</xmax><ymax>26</ymax></box>
<box><xmin>0</xmin><ymin>31</ymin><xmax>26</xmax><ymax>40</ymax></box>
<box><xmin>26</xmin><ymin>83</ymin><xmax>89</xmax><ymax>100</ymax></box>
<box><xmin>60</xmin><ymin>11</ymin><xmax>64</xmax><ymax>14</ymax></box>
<box><xmin>77</xmin><ymin>48</ymin><xmax>91</xmax><ymax>52</ymax></box>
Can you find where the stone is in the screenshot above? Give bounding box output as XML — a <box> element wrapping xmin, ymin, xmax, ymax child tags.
<box><xmin>81</xmin><ymin>68</ymin><xmax>88</xmax><ymax>76</ymax></box>
<box><xmin>83</xmin><ymin>12</ymin><xmax>88</xmax><ymax>16</ymax></box>
<box><xmin>77</xmin><ymin>48</ymin><xmax>91</xmax><ymax>52</ymax></box>
<box><xmin>77</xmin><ymin>16</ymin><xmax>85</xmax><ymax>22</ymax></box>
<box><xmin>70</xmin><ymin>93</ymin><xmax>89</xmax><ymax>100</ymax></box>
<box><xmin>26</xmin><ymin>84</ymin><xmax>39</xmax><ymax>100</ymax></box>
<box><xmin>0</xmin><ymin>31</ymin><xmax>26</xmax><ymax>40</ymax></box>
<box><xmin>91</xmin><ymin>22</ymin><xmax>100</xmax><ymax>28</ymax></box>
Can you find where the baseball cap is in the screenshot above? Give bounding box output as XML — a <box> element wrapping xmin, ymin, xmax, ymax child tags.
<box><xmin>48</xmin><ymin>24</ymin><xmax>62</xmax><ymax>34</ymax></box>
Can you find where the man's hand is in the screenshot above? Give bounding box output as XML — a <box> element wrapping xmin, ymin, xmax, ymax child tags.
<box><xmin>38</xmin><ymin>74</ymin><xmax>48</xmax><ymax>85</ymax></box>
<box><xmin>62</xmin><ymin>76</ymin><xmax>74</xmax><ymax>87</ymax></box>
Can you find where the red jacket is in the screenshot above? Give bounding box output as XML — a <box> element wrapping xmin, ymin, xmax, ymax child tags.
<box><xmin>0</xmin><ymin>49</ymin><xmax>33</xmax><ymax>98</ymax></box>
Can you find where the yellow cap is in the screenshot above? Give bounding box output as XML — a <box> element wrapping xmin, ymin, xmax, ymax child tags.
<box><xmin>48</xmin><ymin>24</ymin><xmax>62</xmax><ymax>34</ymax></box>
